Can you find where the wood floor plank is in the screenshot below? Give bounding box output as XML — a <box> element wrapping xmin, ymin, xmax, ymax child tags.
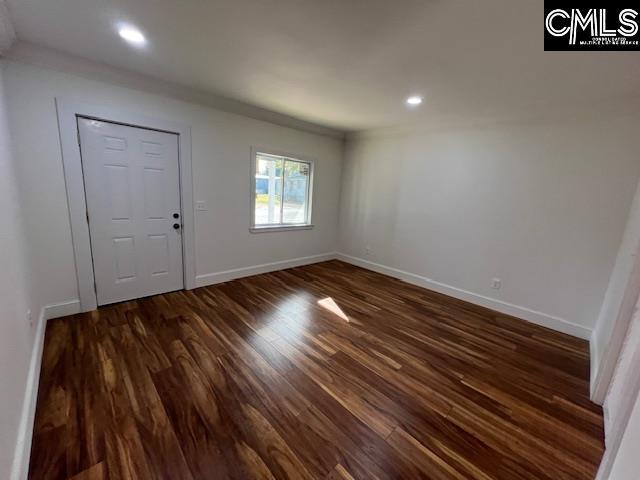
<box><xmin>29</xmin><ymin>260</ymin><xmax>603</xmax><ymax>479</ymax></box>
<box><xmin>67</xmin><ymin>462</ymin><xmax>105</xmax><ymax>480</ymax></box>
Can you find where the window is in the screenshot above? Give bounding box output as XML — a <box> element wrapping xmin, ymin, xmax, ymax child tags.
<box><xmin>251</xmin><ymin>149</ymin><xmax>313</xmax><ymax>231</ymax></box>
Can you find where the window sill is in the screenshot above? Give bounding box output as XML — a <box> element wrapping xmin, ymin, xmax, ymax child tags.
<box><xmin>250</xmin><ymin>224</ymin><xmax>314</xmax><ymax>233</ymax></box>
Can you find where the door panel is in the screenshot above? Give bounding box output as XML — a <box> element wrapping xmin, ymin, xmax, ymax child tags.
<box><xmin>78</xmin><ymin>118</ymin><xmax>184</xmax><ymax>305</ymax></box>
<box><xmin>104</xmin><ymin>164</ymin><xmax>132</xmax><ymax>220</ymax></box>
<box><xmin>148</xmin><ymin>234</ymin><xmax>170</xmax><ymax>275</ymax></box>
<box><xmin>113</xmin><ymin>236</ymin><xmax>137</xmax><ymax>281</ymax></box>
<box><xmin>143</xmin><ymin>167</ymin><xmax>167</xmax><ymax>219</ymax></box>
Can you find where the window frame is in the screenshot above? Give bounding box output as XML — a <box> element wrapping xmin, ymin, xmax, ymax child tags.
<box><xmin>250</xmin><ymin>147</ymin><xmax>315</xmax><ymax>233</ymax></box>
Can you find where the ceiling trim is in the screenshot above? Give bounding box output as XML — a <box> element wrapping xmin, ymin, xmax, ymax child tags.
<box><xmin>4</xmin><ymin>41</ymin><xmax>345</xmax><ymax>139</ymax></box>
<box><xmin>0</xmin><ymin>0</ymin><xmax>16</xmax><ymax>54</ymax></box>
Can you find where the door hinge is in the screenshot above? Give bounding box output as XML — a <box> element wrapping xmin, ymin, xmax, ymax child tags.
<box><xmin>85</xmin><ymin>211</ymin><xmax>90</xmax><ymax>223</ymax></box>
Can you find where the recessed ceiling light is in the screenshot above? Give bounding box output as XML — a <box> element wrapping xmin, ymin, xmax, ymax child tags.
<box><xmin>406</xmin><ymin>96</ymin><xmax>423</xmax><ymax>106</ymax></box>
<box><xmin>118</xmin><ymin>25</ymin><xmax>146</xmax><ymax>46</ymax></box>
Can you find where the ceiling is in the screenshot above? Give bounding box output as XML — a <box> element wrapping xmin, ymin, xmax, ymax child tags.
<box><xmin>5</xmin><ymin>0</ymin><xmax>640</xmax><ymax>132</ymax></box>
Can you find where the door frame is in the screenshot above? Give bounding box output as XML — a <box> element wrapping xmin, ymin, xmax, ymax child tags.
<box><xmin>56</xmin><ymin>98</ymin><xmax>196</xmax><ymax>312</ymax></box>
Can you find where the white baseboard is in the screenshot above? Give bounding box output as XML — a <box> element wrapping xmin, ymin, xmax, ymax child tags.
<box><xmin>195</xmin><ymin>252</ymin><xmax>337</xmax><ymax>288</ymax></box>
<box><xmin>590</xmin><ymin>336</ymin><xmax>602</xmax><ymax>402</ymax></box>
<box><xmin>336</xmin><ymin>253</ymin><xmax>592</xmax><ymax>340</ymax></box>
<box><xmin>42</xmin><ymin>299</ymin><xmax>81</xmax><ymax>320</ymax></box>
<box><xmin>10</xmin><ymin>299</ymin><xmax>80</xmax><ymax>480</ymax></box>
<box><xmin>10</xmin><ymin>309</ymin><xmax>46</xmax><ymax>480</ymax></box>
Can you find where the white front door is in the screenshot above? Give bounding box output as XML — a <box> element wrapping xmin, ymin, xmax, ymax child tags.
<box><xmin>78</xmin><ymin>118</ymin><xmax>184</xmax><ymax>306</ymax></box>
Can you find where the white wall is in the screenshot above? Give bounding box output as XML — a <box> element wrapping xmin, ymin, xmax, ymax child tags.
<box><xmin>0</xmin><ymin>60</ymin><xmax>35</xmax><ymax>480</ymax></box>
<box><xmin>338</xmin><ymin>116</ymin><xmax>640</xmax><ymax>337</ymax></box>
<box><xmin>604</xmin><ymin>296</ymin><xmax>640</xmax><ymax>439</ymax></box>
<box><xmin>590</xmin><ymin>181</ymin><xmax>640</xmax><ymax>400</ymax></box>
<box><xmin>594</xmin><ymin>289</ymin><xmax>640</xmax><ymax>479</ymax></box>
<box><xmin>589</xmin><ymin>181</ymin><xmax>640</xmax><ymax>479</ymax></box>
<box><xmin>3</xmin><ymin>60</ymin><xmax>344</xmax><ymax>311</ymax></box>
<box><xmin>607</xmin><ymin>391</ymin><xmax>640</xmax><ymax>479</ymax></box>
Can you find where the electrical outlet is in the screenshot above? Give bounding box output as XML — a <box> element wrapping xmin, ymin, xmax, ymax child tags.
<box><xmin>491</xmin><ymin>278</ymin><xmax>502</xmax><ymax>290</ymax></box>
<box><xmin>27</xmin><ymin>309</ymin><xmax>33</xmax><ymax>327</ymax></box>
<box><xmin>365</xmin><ymin>246</ymin><xmax>372</xmax><ymax>256</ymax></box>
<box><xmin>195</xmin><ymin>201</ymin><xmax>207</xmax><ymax>211</ymax></box>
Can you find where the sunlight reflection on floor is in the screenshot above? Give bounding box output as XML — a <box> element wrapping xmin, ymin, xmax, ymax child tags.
<box><xmin>317</xmin><ymin>297</ymin><xmax>349</xmax><ymax>322</ymax></box>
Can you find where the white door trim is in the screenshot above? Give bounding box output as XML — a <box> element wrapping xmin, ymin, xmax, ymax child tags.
<box><xmin>56</xmin><ymin>98</ymin><xmax>196</xmax><ymax>312</ymax></box>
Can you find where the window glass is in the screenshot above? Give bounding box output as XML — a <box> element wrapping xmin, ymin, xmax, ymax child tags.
<box><xmin>254</xmin><ymin>154</ymin><xmax>283</xmax><ymax>225</ymax></box>
<box><xmin>253</xmin><ymin>152</ymin><xmax>312</xmax><ymax>228</ymax></box>
<box><xmin>283</xmin><ymin>160</ymin><xmax>309</xmax><ymax>224</ymax></box>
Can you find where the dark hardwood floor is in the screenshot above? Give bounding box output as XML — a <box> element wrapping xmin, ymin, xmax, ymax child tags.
<box><xmin>29</xmin><ymin>260</ymin><xmax>604</xmax><ymax>480</ymax></box>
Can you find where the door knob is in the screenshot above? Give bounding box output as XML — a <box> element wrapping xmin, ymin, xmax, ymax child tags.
<box><xmin>173</xmin><ymin>223</ymin><xmax>180</xmax><ymax>230</ymax></box>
